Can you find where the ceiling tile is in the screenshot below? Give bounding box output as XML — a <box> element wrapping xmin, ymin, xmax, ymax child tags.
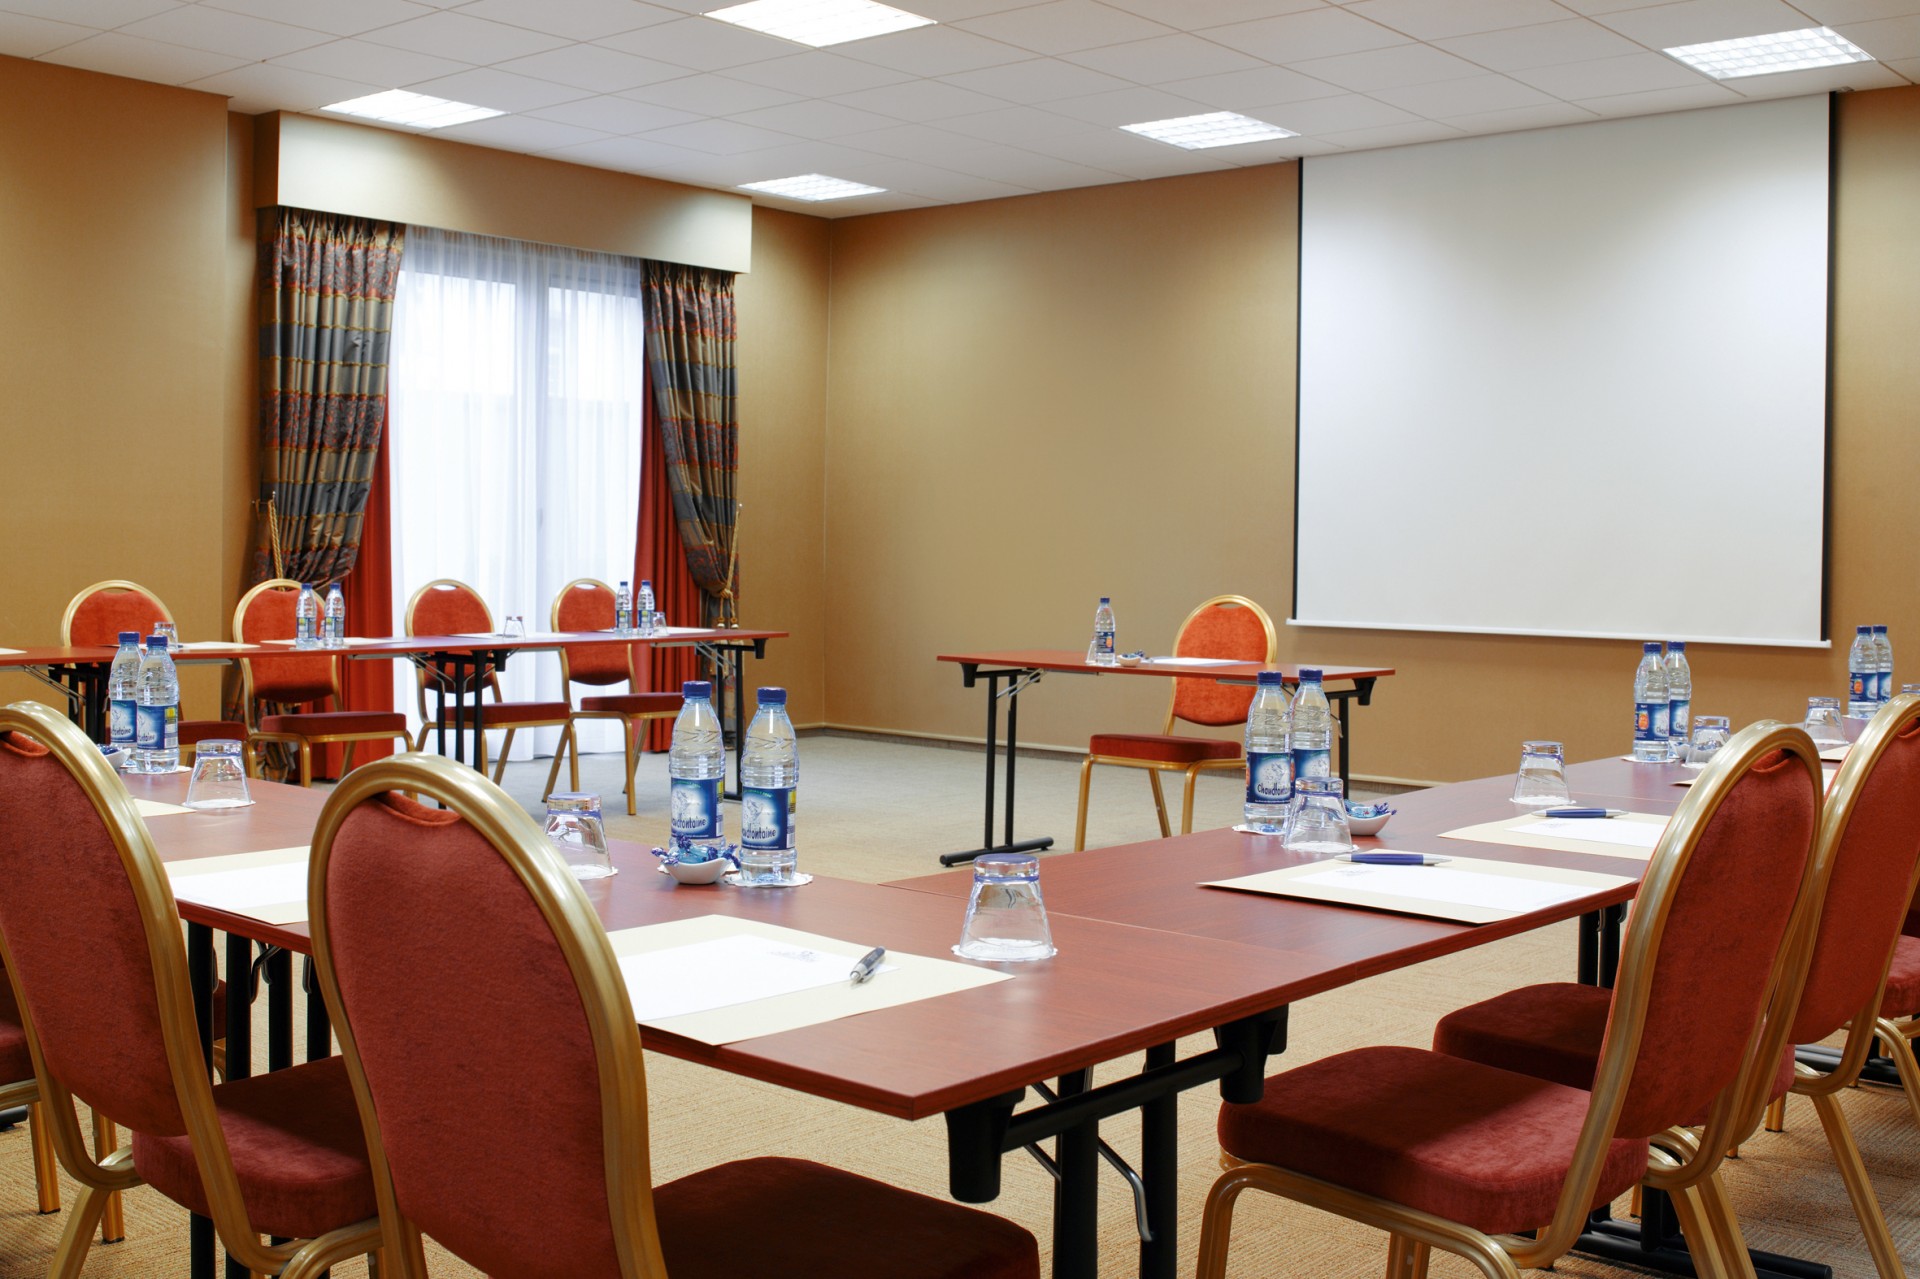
<box><xmin>195</xmin><ymin>0</ymin><xmax>433</xmax><ymax>38</ymax></box>
<box><xmin>0</xmin><ymin>0</ymin><xmax>180</xmax><ymax>26</ymax></box>
<box><xmin>1213</xmin><ymin>133</ymin><xmax>1340</xmax><ymax>163</ymax></box>
<box><xmin>270</xmin><ymin>37</ymin><xmax>469</xmax><ymax>85</ymax></box>
<box><xmin>639</xmin><ymin>116</ymin><xmax>802</xmax><ymax>152</ymax></box>
<box><xmin>839</xmin><ymin>24</ymin><xmax>1033</xmax><ymax>75</ymax></box>
<box><xmin>1433</xmin><ymin>18</ymin><xmax>1644</xmax><ymax>71</ymax></box>
<box><xmin>408</xmin><ymin>66</ymin><xmax>596</xmax><ymax>111</ymax></box>
<box><xmin>540</xmin><ymin>133</ymin><xmax>710</xmax><ymax>171</ymax></box>
<box><xmin>954</xmin><ymin>0</ymin><xmax>1173</xmax><ymax>55</ymax></box>
<box><xmin>1510</xmin><ymin>50</ymin><xmax>1713</xmax><ymax>96</ymax></box>
<box><xmin>41</xmin><ymin>31</ymin><xmax>248</xmax><ymax>83</ymax></box>
<box><xmin>457</xmin><ymin>0</ymin><xmax>679</xmax><ymax>41</ymax></box>
<box><xmin>1099</xmin><ymin>0</ymin><xmax>1327</xmax><ymax>29</ymax></box>
<box><xmin>1158</xmin><ymin>64</ymin><xmax>1345</xmax><ymax>109</ymax></box>
<box><xmin>936</xmin><ymin>140</ymin><xmax>1127</xmax><ymax>186</ymax></box>
<box><xmin>1043</xmin><ymin>84</ymin><xmax>1211</xmax><ymax>126</ymax></box>
<box><xmin>1371</xmin><ymin>71</ymin><xmax>1558</xmax><ymax>115</ymax></box>
<box><xmin>622</xmin><ymin>73</ymin><xmax>802</xmax><ymax>114</ymax></box>
<box><xmin>1203</xmin><ymin>7</ymin><xmax>1411</xmax><ymax>63</ymax></box>
<box><xmin>119</xmin><ymin>6</ymin><xmax>332</xmax><ymax>59</ymax></box>
<box><xmin>1721</xmin><ymin>56</ymin><xmax>1908</xmax><ymax>90</ymax></box>
<box><xmin>1885</xmin><ymin>53</ymin><xmax>1920</xmax><ymax>77</ymax></box>
<box><xmin>729</xmin><ymin>98</ymin><xmax>899</xmax><ymax>137</ymax></box>
<box><xmin>528</xmin><ymin>92</ymin><xmax>702</xmax><ymax>131</ymax></box>
<box><xmin>1316</xmin><ymin>119</ymin><xmax>1465</xmax><ymax>148</ymax></box>
<box><xmin>1794</xmin><ymin>0</ymin><xmax>1920</xmax><ymax>21</ymax></box>
<box><xmin>600</xmin><ymin>16</ymin><xmax>793</xmax><ymax>71</ymax></box>
<box><xmin>1836</xmin><ymin>12</ymin><xmax>1920</xmax><ymax>59</ymax></box>
<box><xmin>1287</xmin><ymin>43</ymin><xmax>1487</xmax><ymax>92</ymax></box>
<box><xmin>1263</xmin><ymin>91</ymin><xmax>1419</xmax><ymax>133</ymax></box>
<box><xmin>1439</xmin><ymin>100</ymin><xmax>1602</xmax><ymax>132</ymax></box>
<box><xmin>721</xmin><ymin>51</ymin><xmax>916</xmax><ymax>95</ymax></box>
<box><xmin>0</xmin><ymin>11</ymin><xmax>94</xmax><ymax>58</ymax></box>
<box><xmin>829</xmin><ymin>77</ymin><xmax>1007</xmax><ymax>120</ymax></box>
<box><xmin>833</xmin><ymin>120</ymin><xmax>981</xmax><ymax>158</ymax></box>
<box><xmin>1022</xmin><ymin>132</ymin><xmax>1244</xmax><ymax>178</ymax></box>
<box><xmin>498</xmin><ymin>41</ymin><xmax>687</xmax><ymax>91</ymax></box>
<box><xmin>1345</xmin><ymin>0</ymin><xmax>1574</xmax><ymax>41</ymax></box>
<box><xmin>1573</xmin><ymin>80</ymin><xmax>1744</xmax><ymax>114</ymax></box>
<box><xmin>1062</xmin><ymin>32</ymin><xmax>1265</xmax><ymax>82</ymax></box>
<box><xmin>437</xmin><ymin>113</ymin><xmax>615</xmax><ymax>150</ymax></box>
<box><xmin>1556</xmin><ymin>0</ymin><xmax>1692</xmax><ymax>13</ymax></box>
<box><xmin>910</xmin><ymin>0</ymin><xmax>1064</xmax><ymax>20</ymax></box>
<box><xmin>827</xmin><ymin>156</ymin><xmax>1039</xmax><ymax>201</ymax></box>
<box><xmin>938</xmin><ymin>56</ymin><xmax>1134</xmax><ymax>101</ymax></box>
<box><xmin>1594</xmin><ymin>0</ymin><xmax>1815</xmax><ymax>49</ymax></box>
<box><xmin>187</xmin><ymin>61</ymin><xmax>382</xmax><ymax>110</ymax></box>
<box><xmin>358</xmin><ymin>11</ymin><xmax>571</xmax><ymax>62</ymax></box>
<box><xmin>933</xmin><ymin>104</ymin><xmax>1106</xmax><ymax>143</ymax></box>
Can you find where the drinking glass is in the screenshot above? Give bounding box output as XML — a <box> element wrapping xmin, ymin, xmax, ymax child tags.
<box><xmin>182</xmin><ymin>740</ymin><xmax>252</xmax><ymax>809</ymax></box>
<box><xmin>1803</xmin><ymin>697</ymin><xmax>1847</xmax><ymax>750</ymax></box>
<box><xmin>1684</xmin><ymin>716</ymin><xmax>1732</xmax><ymax>770</ymax></box>
<box><xmin>503</xmin><ymin>615</ymin><xmax>525</xmax><ymax>639</ymax></box>
<box><xmin>545</xmin><ymin>793</ymin><xmax>614</xmax><ymax>880</ymax></box>
<box><xmin>954</xmin><ymin>853</ymin><xmax>1055</xmax><ymax>962</ymax></box>
<box><xmin>1903</xmin><ymin>685</ymin><xmax>1920</xmax><ymax>697</ymax></box>
<box><xmin>1511</xmin><ymin>740</ymin><xmax>1572</xmax><ymax>807</ymax></box>
<box><xmin>1283</xmin><ymin>777</ymin><xmax>1354</xmax><ymax>855</ymax></box>
<box><xmin>153</xmin><ymin>622</ymin><xmax>180</xmax><ymax>653</ymax></box>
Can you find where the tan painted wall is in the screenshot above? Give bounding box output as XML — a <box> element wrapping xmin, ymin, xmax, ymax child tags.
<box><xmin>821</xmin><ymin>90</ymin><xmax>1920</xmax><ymax>784</ymax></box>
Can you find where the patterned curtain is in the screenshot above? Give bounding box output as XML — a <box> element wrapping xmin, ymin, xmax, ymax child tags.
<box><xmin>642</xmin><ymin>261</ymin><xmax>739</xmax><ymax>626</ymax></box>
<box><xmin>250</xmin><ymin>208</ymin><xmax>406</xmax><ymax>587</ymax></box>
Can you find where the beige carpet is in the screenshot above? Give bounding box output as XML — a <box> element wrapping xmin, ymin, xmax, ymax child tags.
<box><xmin>2</xmin><ymin>733</ymin><xmax>1915</xmax><ymax>1277</ymax></box>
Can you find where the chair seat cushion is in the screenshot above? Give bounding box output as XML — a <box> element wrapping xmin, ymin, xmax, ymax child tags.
<box><xmin>1218</xmin><ymin>1045</ymin><xmax>1647</xmax><ymax>1237</ymax></box>
<box><xmin>429</xmin><ymin>701</ymin><xmax>573</xmax><ymax>728</ymax></box>
<box><xmin>178</xmin><ymin>721</ymin><xmax>250</xmax><ymax>747</ymax></box>
<box><xmin>1435</xmin><ymin>982</ymin><xmax>1797</xmax><ymax>1114</ymax></box>
<box><xmin>1088</xmin><ymin>733</ymin><xmax>1240</xmax><ymax>766</ymax></box>
<box><xmin>258</xmin><ymin>711</ymin><xmax>408</xmax><ymax>738</ymax></box>
<box><xmin>579</xmin><ymin>693</ymin><xmax>682</xmax><ymax>716</ymax></box>
<box><xmin>654</xmin><ymin>1156</ymin><xmax>1038</xmax><ymax>1279</ymax></box>
<box><xmin>1879</xmin><ymin>935</ymin><xmax>1920</xmax><ymax>1017</ymax></box>
<box><xmin>131</xmin><ymin>1056</ymin><xmax>375</xmax><ymax>1240</ymax></box>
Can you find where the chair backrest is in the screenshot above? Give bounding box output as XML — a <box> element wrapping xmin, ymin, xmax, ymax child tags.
<box><xmin>310</xmin><ymin>755</ymin><xmax>664</xmax><ymax>1279</ymax></box>
<box><xmin>550</xmin><ymin>578</ymin><xmax>637</xmax><ymax>689</ymax></box>
<box><xmin>1165</xmin><ymin>596</ymin><xmax>1277</xmax><ymax>730</ymax></box>
<box><xmin>61</xmin><ymin>579</ymin><xmax>174</xmax><ymax>647</ymax></box>
<box><xmin>1519</xmin><ymin>721</ymin><xmax>1820</xmax><ymax>1266</ymax></box>
<box><xmin>403</xmin><ymin>579</ymin><xmax>501</xmax><ymax>700</ymax></box>
<box><xmin>233</xmin><ymin>578</ymin><xmax>339</xmax><ymax>710</ymax></box>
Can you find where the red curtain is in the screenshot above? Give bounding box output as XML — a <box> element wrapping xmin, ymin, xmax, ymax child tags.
<box><xmin>313</xmin><ymin>437</ymin><xmax>399</xmax><ymax>779</ymax></box>
<box><xmin>637</xmin><ymin>394</ymin><xmax>700</xmax><ymax>751</ymax></box>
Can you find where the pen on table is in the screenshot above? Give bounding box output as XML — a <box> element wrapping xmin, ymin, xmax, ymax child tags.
<box><xmin>849</xmin><ymin>946</ymin><xmax>887</xmax><ymax>985</ymax></box>
<box><xmin>1337</xmin><ymin>852</ymin><xmax>1449</xmax><ymax>866</ymax></box>
<box><xmin>1539</xmin><ymin>807</ymin><xmax>1628</xmax><ymax>819</ymax></box>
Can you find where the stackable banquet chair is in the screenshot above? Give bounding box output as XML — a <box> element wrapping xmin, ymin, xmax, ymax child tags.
<box><xmin>404</xmin><ymin>580</ymin><xmax>577</xmax><ymax>792</ymax></box>
<box><xmin>1196</xmin><ymin>721</ymin><xmax>1823</xmax><ymax>1279</ymax></box>
<box><xmin>549</xmin><ymin>579</ymin><xmax>682</xmax><ymax>815</ymax></box>
<box><xmin>234</xmin><ymin>579</ymin><xmax>409</xmax><ymax>786</ymax></box>
<box><xmin>62</xmin><ymin>579</ymin><xmax>254</xmax><ymax>770</ymax></box>
<box><xmin>1430</xmin><ymin>695</ymin><xmax>1920</xmax><ymax>1278</ymax></box>
<box><xmin>307</xmin><ymin>753</ymin><xmax>1041</xmax><ymax>1279</ymax></box>
<box><xmin>0</xmin><ymin>701</ymin><xmax>382</xmax><ymax>1279</ymax></box>
<box><xmin>1</xmin><ymin>959</ymin><xmax>60</xmax><ymax>1216</ymax></box>
<box><xmin>1074</xmin><ymin>594</ymin><xmax>1277</xmax><ymax>850</ymax></box>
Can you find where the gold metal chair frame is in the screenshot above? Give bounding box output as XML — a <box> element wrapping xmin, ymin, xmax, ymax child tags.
<box><xmin>402</xmin><ymin>579</ymin><xmax>577</xmax><ymax>793</ymax></box>
<box><xmin>549</xmin><ymin>577</ymin><xmax>680</xmax><ymax>816</ymax></box>
<box><xmin>1195</xmin><ymin>720</ymin><xmax>1825</xmax><ymax>1279</ymax></box>
<box><xmin>0</xmin><ymin>702</ymin><xmax>382</xmax><ymax>1278</ymax></box>
<box><xmin>233</xmin><ymin>578</ymin><xmax>410</xmax><ymax>787</ymax></box>
<box><xmin>309</xmin><ymin>754</ymin><xmax>669</xmax><ymax>1279</ymax></box>
<box><xmin>1074</xmin><ymin>594</ymin><xmax>1278</xmax><ymax>851</ymax></box>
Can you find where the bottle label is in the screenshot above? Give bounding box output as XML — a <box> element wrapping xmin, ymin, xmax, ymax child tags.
<box><xmin>1634</xmin><ymin>702</ymin><xmax>1664</xmax><ymax>742</ymax></box>
<box><xmin>670</xmin><ymin>777</ymin><xmax>721</xmax><ymax>840</ymax></box>
<box><xmin>297</xmin><ymin>616</ymin><xmax>315</xmax><ymax>644</ymax></box>
<box><xmin>1246</xmin><ymin>751</ymin><xmax>1293</xmax><ymax>804</ymax></box>
<box><xmin>1851</xmin><ymin>671</ymin><xmax>1869</xmax><ymax>700</ymax></box>
<box><xmin>110</xmin><ymin>699</ymin><xmax>135</xmax><ymax>746</ymax></box>
<box><xmin>1096</xmin><ymin>628</ymin><xmax>1115</xmax><ymax>657</ymax></box>
<box><xmin>740</xmin><ymin>785</ymin><xmax>795</xmax><ymax>851</ymax></box>
<box><xmin>135</xmin><ymin>704</ymin><xmax>178</xmax><ymax>752</ymax></box>
<box><xmin>1878</xmin><ymin>671</ymin><xmax>1892</xmax><ymax>703</ymax></box>
<box><xmin>1291</xmin><ymin>747</ymin><xmax>1331</xmax><ymax>781</ymax></box>
<box><xmin>1668</xmin><ymin>698</ymin><xmax>1690</xmax><ymax>744</ymax></box>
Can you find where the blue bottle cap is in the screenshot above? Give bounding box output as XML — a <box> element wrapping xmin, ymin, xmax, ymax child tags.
<box><xmin>1668</xmin><ymin>640</ymin><xmax>1686</xmax><ymax>652</ymax></box>
<box><xmin>1875</xmin><ymin>625</ymin><xmax>1888</xmax><ymax>635</ymax></box>
<box><xmin>1257</xmin><ymin>670</ymin><xmax>1284</xmax><ymax>686</ymax></box>
<box><xmin>303</xmin><ymin>583</ymin><xmax>315</xmax><ymax>590</ymax></box>
<box><xmin>1099</xmin><ymin>596</ymin><xmax>1110</xmax><ymax>604</ymax></box>
<box><xmin>1643</xmin><ymin>641</ymin><xmax>1662</xmax><ymax>653</ymax></box>
<box><xmin>1299</xmin><ymin>668</ymin><xmax>1322</xmax><ymax>682</ymax></box>
<box><xmin>145</xmin><ymin>636</ymin><xmax>168</xmax><ymax>651</ymax></box>
<box><xmin>118</xmin><ymin>631</ymin><xmax>139</xmax><ymax>645</ymax></box>
<box><xmin>757</xmin><ymin>687</ymin><xmax>787</xmax><ymax>706</ymax></box>
<box><xmin>682</xmin><ymin>680</ymin><xmax>712</xmax><ymax>699</ymax></box>
<box><xmin>1859</xmin><ymin>625</ymin><xmax>1873</xmax><ymax>634</ymax></box>
<box><xmin>640</xmin><ymin>580</ymin><xmax>651</xmax><ymax>588</ymax></box>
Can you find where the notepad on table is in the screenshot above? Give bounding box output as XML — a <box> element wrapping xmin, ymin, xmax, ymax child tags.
<box><xmin>166</xmin><ymin>847</ymin><xmax>311</xmax><ymax>925</ymax></box>
<box><xmin>1147</xmin><ymin>657</ymin><xmax>1242</xmax><ymax>667</ymax></box>
<box><xmin>1437</xmin><ymin>812</ymin><xmax>1670</xmax><ymax>861</ymax></box>
<box><xmin>134</xmin><ymin>797</ymin><xmax>193</xmax><ymax>817</ymax></box>
<box><xmin>1204</xmin><ymin>854</ymin><xmax>1631</xmax><ymax>925</ymax></box>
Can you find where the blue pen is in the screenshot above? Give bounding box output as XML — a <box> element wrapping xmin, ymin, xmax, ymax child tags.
<box><xmin>1539</xmin><ymin>807</ymin><xmax>1628</xmax><ymax>819</ymax></box>
<box><xmin>1336</xmin><ymin>852</ymin><xmax>1449</xmax><ymax>866</ymax></box>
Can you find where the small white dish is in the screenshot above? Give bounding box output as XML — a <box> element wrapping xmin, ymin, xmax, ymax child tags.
<box><xmin>664</xmin><ymin>858</ymin><xmax>729</xmax><ymax>884</ymax></box>
<box><xmin>1116</xmin><ymin>652</ymin><xmax>1144</xmax><ymax>667</ymax></box>
<box><xmin>1347</xmin><ymin>812</ymin><xmax>1392</xmax><ymax>837</ymax></box>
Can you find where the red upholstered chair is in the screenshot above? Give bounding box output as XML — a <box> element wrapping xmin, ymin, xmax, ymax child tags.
<box><xmin>1</xmin><ymin>959</ymin><xmax>60</xmax><ymax>1216</ymax></box>
<box><xmin>550</xmin><ymin>578</ymin><xmax>683</xmax><ymax>815</ymax></box>
<box><xmin>1073</xmin><ymin>595</ymin><xmax>1277</xmax><ymax>850</ymax></box>
<box><xmin>404</xmin><ymin>579</ymin><xmax>577</xmax><ymax>793</ymax></box>
<box><xmin>306</xmin><ymin>753</ymin><xmax>1041</xmax><ymax>1279</ymax></box>
<box><xmin>0</xmin><ymin>701</ymin><xmax>382</xmax><ymax>1278</ymax></box>
<box><xmin>1196</xmin><ymin>722</ymin><xmax>1824</xmax><ymax>1279</ymax></box>
<box><xmin>233</xmin><ymin>578</ymin><xmax>409</xmax><ymax>787</ymax></box>
<box><xmin>61</xmin><ymin>579</ymin><xmax>255</xmax><ymax>773</ymax></box>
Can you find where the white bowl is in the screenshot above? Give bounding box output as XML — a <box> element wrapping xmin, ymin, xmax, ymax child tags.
<box><xmin>1116</xmin><ymin>653</ymin><xmax>1144</xmax><ymax>667</ymax></box>
<box><xmin>665</xmin><ymin>858</ymin><xmax>729</xmax><ymax>884</ymax></box>
<box><xmin>1347</xmin><ymin>812</ymin><xmax>1393</xmax><ymax>837</ymax></box>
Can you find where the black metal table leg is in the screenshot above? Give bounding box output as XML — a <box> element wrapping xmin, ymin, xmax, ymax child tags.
<box><xmin>266</xmin><ymin>948</ymin><xmax>293</xmax><ymax>1073</ymax></box>
<box><xmin>942</xmin><ymin>667</ymin><xmax>1053</xmax><ymax>866</ymax></box>
<box><xmin>188</xmin><ymin>924</ymin><xmax>216</xmax><ymax>1279</ymax></box>
<box><xmin>305</xmin><ymin>958</ymin><xmax>331</xmax><ymax>1061</ymax></box>
<box><xmin>1139</xmin><ymin>1043</ymin><xmax>1178</xmax><ymax>1279</ymax></box>
<box><xmin>1052</xmin><ymin>1069</ymin><xmax>1099</xmax><ymax>1279</ymax></box>
<box><xmin>222</xmin><ymin>935</ymin><xmax>255</xmax><ymax>1279</ymax></box>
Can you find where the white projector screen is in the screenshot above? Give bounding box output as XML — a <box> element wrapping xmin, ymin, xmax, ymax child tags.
<box><xmin>1293</xmin><ymin>95</ymin><xmax>1830</xmax><ymax>648</ymax></box>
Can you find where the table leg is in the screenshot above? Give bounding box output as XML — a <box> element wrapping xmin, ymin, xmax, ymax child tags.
<box><xmin>188</xmin><ymin>924</ymin><xmax>216</xmax><ymax>1279</ymax></box>
<box><xmin>266</xmin><ymin>948</ymin><xmax>293</xmax><ymax>1073</ymax></box>
<box><xmin>730</xmin><ymin>646</ymin><xmax>747</xmax><ymax>799</ymax></box>
<box><xmin>306</xmin><ymin>958</ymin><xmax>331</xmax><ymax>1062</ymax></box>
<box><xmin>1139</xmin><ymin>1043</ymin><xmax>1178</xmax><ymax>1279</ymax></box>
<box><xmin>941</xmin><ymin>668</ymin><xmax>1054</xmax><ymax>867</ymax></box>
<box><xmin>1052</xmin><ymin>1069</ymin><xmax>1099</xmax><ymax>1279</ymax></box>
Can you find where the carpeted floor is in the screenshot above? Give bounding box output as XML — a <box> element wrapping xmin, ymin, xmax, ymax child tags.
<box><xmin>2</xmin><ymin>733</ymin><xmax>1914</xmax><ymax>1277</ymax></box>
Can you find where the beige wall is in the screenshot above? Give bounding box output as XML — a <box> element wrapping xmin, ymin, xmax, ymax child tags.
<box><xmin>820</xmin><ymin>89</ymin><xmax>1920</xmax><ymax>784</ymax></box>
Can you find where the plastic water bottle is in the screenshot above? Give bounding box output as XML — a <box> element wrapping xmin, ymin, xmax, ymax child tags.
<box><xmin>1243</xmin><ymin>670</ymin><xmax>1293</xmax><ymax>832</ymax></box>
<box><xmin>738</xmin><ymin>687</ymin><xmax>801</xmax><ymax>886</ymax></box>
<box><xmin>668</xmin><ymin>679</ymin><xmax>726</xmax><ymax>854</ymax></box>
<box><xmin>323</xmin><ymin>583</ymin><xmax>346</xmax><ymax>649</ymax></box>
<box><xmin>637</xmin><ymin>580</ymin><xmax>656</xmax><ymax>637</ymax></box>
<box><xmin>134</xmin><ymin>636</ymin><xmax>179</xmax><ymax>774</ymax></box>
<box><xmin>294</xmin><ymin>583</ymin><xmax>320</xmax><ymax>650</ymax></box>
<box><xmin>615</xmin><ymin>580</ymin><xmax>634</xmax><ymax>635</ymax></box>
<box><xmin>1874</xmin><ymin>625</ymin><xmax>1893</xmax><ymax>704</ymax></box>
<box><xmin>1848</xmin><ymin>625</ymin><xmax>1876</xmax><ymax>717</ymax></box>
<box><xmin>107</xmin><ymin>632</ymin><xmax>142</xmax><ymax>760</ymax></box>
<box><xmin>1289</xmin><ymin>668</ymin><xmax>1333</xmax><ymax>782</ymax></box>
<box><xmin>1632</xmin><ymin>642</ymin><xmax>1670</xmax><ymax>761</ymax></box>
<box><xmin>1087</xmin><ymin>597</ymin><xmax>1116</xmax><ymax>666</ymax></box>
<box><xmin>1663</xmin><ymin>641</ymin><xmax>1692</xmax><ymax>761</ymax></box>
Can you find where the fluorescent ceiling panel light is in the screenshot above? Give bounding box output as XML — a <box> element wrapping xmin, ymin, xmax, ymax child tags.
<box><xmin>740</xmin><ymin>173</ymin><xmax>886</xmax><ymax>201</ymax></box>
<box><xmin>1121</xmin><ymin>111</ymin><xmax>1298</xmax><ymax>150</ymax></box>
<box><xmin>706</xmin><ymin>0</ymin><xmax>934</xmax><ymax>47</ymax></box>
<box><xmin>321</xmin><ymin>90</ymin><xmax>503</xmax><ymax>128</ymax></box>
<box><xmin>1664</xmin><ymin>26</ymin><xmax>1873</xmax><ymax>79</ymax></box>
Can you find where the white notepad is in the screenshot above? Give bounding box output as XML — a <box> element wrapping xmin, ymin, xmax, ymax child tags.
<box><xmin>1509</xmin><ymin>817</ymin><xmax>1664</xmax><ymax>850</ymax></box>
<box><xmin>1204</xmin><ymin>853</ymin><xmax>1631</xmax><ymax>925</ymax></box>
<box><xmin>166</xmin><ymin>847</ymin><xmax>311</xmax><ymax>924</ymax></box>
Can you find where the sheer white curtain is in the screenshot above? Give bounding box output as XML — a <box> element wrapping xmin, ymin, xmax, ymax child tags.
<box><xmin>387</xmin><ymin>228</ymin><xmax>647</xmax><ymax>757</ymax></box>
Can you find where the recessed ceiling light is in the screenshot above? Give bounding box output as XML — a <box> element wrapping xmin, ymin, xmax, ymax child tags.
<box><xmin>1664</xmin><ymin>26</ymin><xmax>1874</xmax><ymax>79</ymax></box>
<box><xmin>706</xmin><ymin>0</ymin><xmax>934</xmax><ymax>48</ymax></box>
<box><xmin>741</xmin><ymin>174</ymin><xmax>886</xmax><ymax>201</ymax></box>
<box><xmin>321</xmin><ymin>90</ymin><xmax>504</xmax><ymax>129</ymax></box>
<box><xmin>1121</xmin><ymin>111</ymin><xmax>1299</xmax><ymax>151</ymax></box>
